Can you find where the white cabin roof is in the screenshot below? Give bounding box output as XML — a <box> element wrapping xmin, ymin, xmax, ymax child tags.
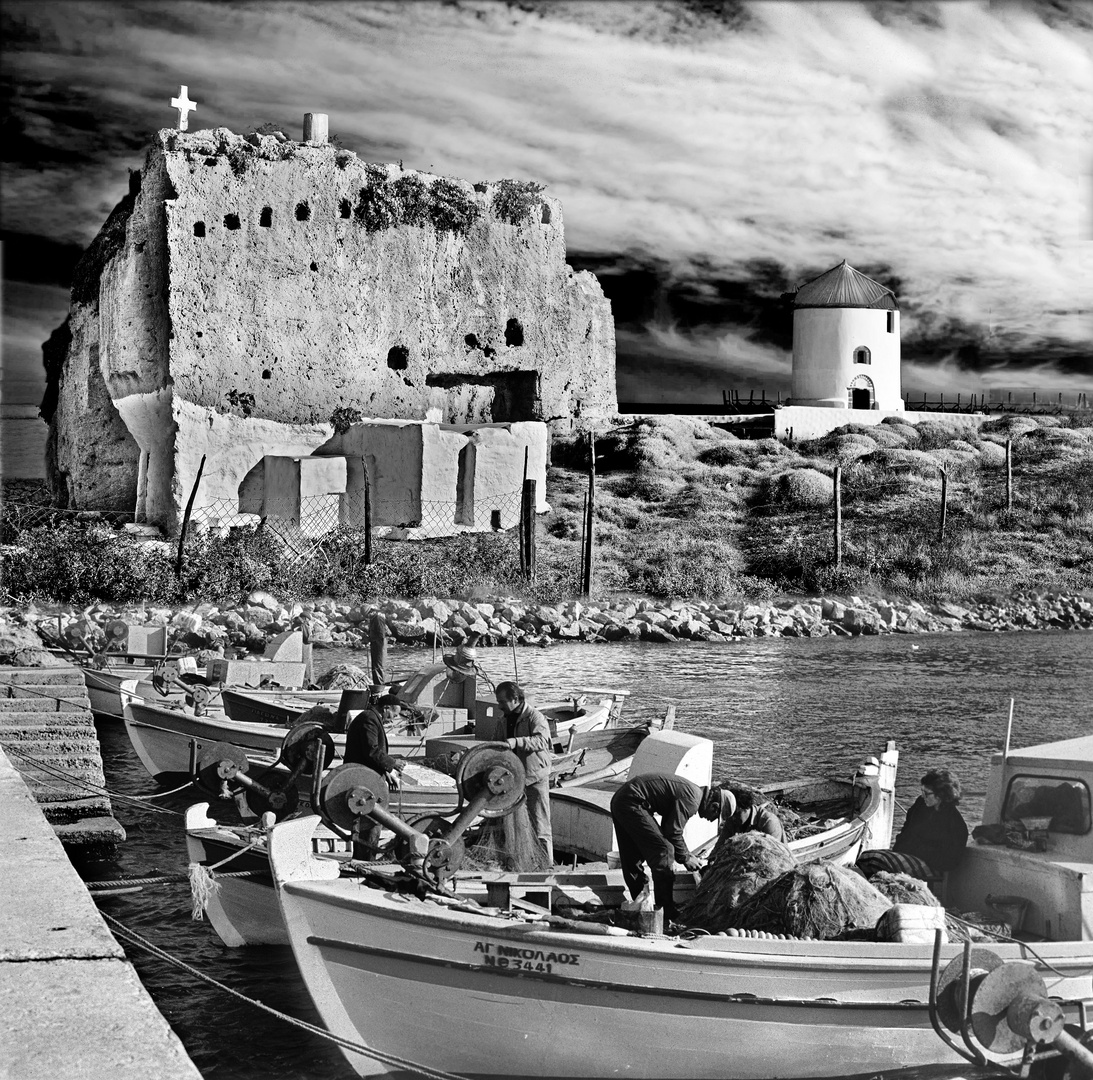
<box><xmin>993</xmin><ymin>734</ymin><xmax>1093</xmax><ymax>771</ymax></box>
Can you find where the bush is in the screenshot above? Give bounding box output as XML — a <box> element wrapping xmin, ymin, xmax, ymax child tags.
<box><xmin>762</xmin><ymin>469</ymin><xmax>833</xmax><ymax>509</ymax></box>
<box><xmin>625</xmin><ymin>532</ymin><xmax>741</xmax><ymax>599</ymax></box>
<box><xmin>2</xmin><ymin>524</ymin><xmax>180</xmax><ymax>604</ymax></box>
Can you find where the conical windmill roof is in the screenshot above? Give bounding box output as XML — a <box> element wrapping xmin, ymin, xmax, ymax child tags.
<box><xmin>792</xmin><ymin>260</ymin><xmax>898</xmax><ymax>310</ymax></box>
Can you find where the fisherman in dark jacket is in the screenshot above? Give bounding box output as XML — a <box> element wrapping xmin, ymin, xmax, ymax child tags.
<box><xmin>343</xmin><ymin>694</ymin><xmax>405</xmax><ymax>860</ymax></box>
<box><xmin>610</xmin><ymin>775</ymin><xmax>730</xmax><ymax>923</ymax></box>
<box><xmin>496</xmin><ymin>681</ymin><xmax>554</xmax><ymax>865</ymax></box>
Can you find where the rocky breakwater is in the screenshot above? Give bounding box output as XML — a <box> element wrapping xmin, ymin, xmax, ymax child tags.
<box><xmin>4</xmin><ymin>590</ymin><xmax>1091</xmax><ymax>660</ymax></box>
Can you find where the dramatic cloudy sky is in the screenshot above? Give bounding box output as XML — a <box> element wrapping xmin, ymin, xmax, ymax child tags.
<box><xmin>2</xmin><ymin>0</ymin><xmax>1091</xmax><ymax>409</ymax></box>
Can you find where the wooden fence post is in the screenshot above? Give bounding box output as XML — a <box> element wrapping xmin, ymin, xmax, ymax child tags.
<box><xmin>581</xmin><ymin>432</ymin><xmax>596</xmax><ymax>596</ymax></box>
<box><xmin>1005</xmin><ymin>438</ymin><xmax>1013</xmax><ymax>514</ymax></box>
<box><xmin>938</xmin><ymin>468</ymin><xmax>948</xmax><ymax>541</ymax></box>
<box><xmin>522</xmin><ymin>478</ymin><xmax>536</xmax><ymax>580</ymax></box>
<box><xmin>833</xmin><ymin>465</ymin><xmax>842</xmax><ymax>568</ymax></box>
<box><xmin>175</xmin><ymin>454</ymin><xmax>206</xmax><ymax>578</ymax></box>
<box><xmin>363</xmin><ymin>472</ymin><xmax>373</xmax><ymax>565</ymax></box>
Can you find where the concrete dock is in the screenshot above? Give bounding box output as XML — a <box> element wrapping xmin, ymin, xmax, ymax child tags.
<box><xmin>0</xmin><ymin>744</ymin><xmax>202</xmax><ymax>1079</ymax></box>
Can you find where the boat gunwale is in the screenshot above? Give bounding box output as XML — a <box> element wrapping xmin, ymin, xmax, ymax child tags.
<box><xmin>279</xmin><ymin>873</ymin><xmax>1093</xmax><ymax>973</ymax></box>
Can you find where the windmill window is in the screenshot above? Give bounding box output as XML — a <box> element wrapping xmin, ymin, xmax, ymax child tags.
<box><xmin>854</xmin><ymin>346</ymin><xmax>871</xmax><ymax>365</ymax></box>
<box><xmin>887</xmin><ymin>312</ymin><xmax>895</xmax><ymax>334</ymax></box>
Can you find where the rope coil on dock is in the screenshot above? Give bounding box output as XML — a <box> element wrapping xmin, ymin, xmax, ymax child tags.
<box><xmin>99</xmin><ymin>910</ymin><xmax>471</xmax><ymax>1080</ymax></box>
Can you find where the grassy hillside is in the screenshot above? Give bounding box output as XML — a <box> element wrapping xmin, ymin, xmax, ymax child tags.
<box><xmin>538</xmin><ymin>412</ymin><xmax>1093</xmax><ymax>604</ymax></box>
<box><xmin>2</xmin><ymin>413</ymin><xmax>1090</xmax><ymax>607</ymax></box>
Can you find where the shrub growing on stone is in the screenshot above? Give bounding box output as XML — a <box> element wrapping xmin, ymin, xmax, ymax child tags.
<box><xmin>490</xmin><ymin>179</ymin><xmax>545</xmax><ymax>225</ymax></box>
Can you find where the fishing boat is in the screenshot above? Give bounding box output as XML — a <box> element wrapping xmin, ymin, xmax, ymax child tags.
<box><xmin>185</xmin><ymin>727</ymin><xmax>893</xmax><ymax>952</ymax></box>
<box><xmin>266</xmin><ymin>727</ymin><xmax>1093</xmax><ymax>1079</ymax></box>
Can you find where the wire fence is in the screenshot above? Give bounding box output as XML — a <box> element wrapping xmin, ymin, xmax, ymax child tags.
<box><xmin>0</xmin><ymin>484</ymin><xmax>526</xmax><ymax>568</ymax></box>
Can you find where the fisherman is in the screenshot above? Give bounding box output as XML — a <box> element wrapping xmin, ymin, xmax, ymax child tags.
<box><xmin>609</xmin><ymin>775</ymin><xmax>731</xmax><ymax>924</ymax></box>
<box><xmin>343</xmin><ymin>693</ymin><xmax>406</xmax><ymax>859</ymax></box>
<box><xmin>719</xmin><ymin>782</ymin><xmax>784</xmax><ymax>843</ymax></box>
<box><xmin>495</xmin><ymin>680</ymin><xmax>553</xmax><ymax>865</ymax></box>
<box><xmin>857</xmin><ymin>767</ymin><xmax>968</xmax><ymax>881</ymax></box>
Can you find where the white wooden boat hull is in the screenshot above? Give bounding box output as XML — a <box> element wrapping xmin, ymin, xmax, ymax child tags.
<box><xmin>84</xmin><ymin>666</ymin><xmax>185</xmax><ymax>720</ymax></box>
<box><xmin>271</xmin><ymin>818</ymin><xmax>1093</xmax><ymax>1079</ymax></box>
<box><xmin>125</xmin><ymin>700</ymin><xmax>458</xmax><ymax>816</ymax></box>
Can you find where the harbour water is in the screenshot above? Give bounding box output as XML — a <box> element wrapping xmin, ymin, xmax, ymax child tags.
<box><xmin>87</xmin><ymin>630</ymin><xmax>1093</xmax><ymax>1079</ymax></box>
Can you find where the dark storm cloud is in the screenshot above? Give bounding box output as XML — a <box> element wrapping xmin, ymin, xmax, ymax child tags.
<box><xmin>1</xmin><ymin>0</ymin><xmax>1089</xmax><ymax>406</ymax></box>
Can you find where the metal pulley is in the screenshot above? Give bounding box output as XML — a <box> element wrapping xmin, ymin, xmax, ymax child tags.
<box><xmin>152</xmin><ymin>659</ymin><xmax>181</xmax><ymax>697</ymax></box>
<box><xmin>105</xmin><ymin>619</ymin><xmax>129</xmax><ymax>642</ymax></box>
<box><xmin>934</xmin><ymin>948</ymin><xmax>1093</xmax><ymax>1076</ymax></box>
<box><xmin>319</xmin><ymin>763</ymin><xmax>390</xmax><ymax>834</ymax></box>
<box><xmin>935</xmin><ymin>947</ymin><xmax>1004</xmax><ymax>1035</ymax></box>
<box><xmin>453</xmin><ymin>744</ymin><xmax>525</xmax><ymax>818</ymax></box>
<box><xmin>280</xmin><ymin>721</ymin><xmax>337</xmax><ymax>774</ymax></box>
<box><xmin>193</xmin><ymin>741</ymin><xmax>252</xmax><ymax>799</ymax></box>
<box><xmin>192</xmin><ymin>741</ymin><xmax>299</xmax><ymax>818</ymax></box>
<box><xmin>187</xmin><ymin>683</ymin><xmax>213</xmax><ymax>717</ymax></box>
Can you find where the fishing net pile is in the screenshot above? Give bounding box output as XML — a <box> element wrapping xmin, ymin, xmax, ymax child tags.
<box><xmin>314</xmin><ymin>664</ymin><xmax>370</xmax><ymax>690</ymax></box>
<box><xmin>679</xmin><ymin>833</ymin><xmax>796</xmax><ymax>931</ymax></box>
<box><xmin>463</xmin><ymin>803</ymin><xmax>550</xmax><ymax>873</ymax></box>
<box><xmin>725</xmin><ymin>861</ymin><xmax>892</xmax><ymax>939</ymax></box>
<box><xmin>869</xmin><ymin>871</ymin><xmax>940</xmax><ymax>907</ymax></box>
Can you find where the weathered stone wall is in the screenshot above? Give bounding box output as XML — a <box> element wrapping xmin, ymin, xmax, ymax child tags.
<box><xmin>45</xmin><ymin>126</ymin><xmax>615</xmax><ymax>527</ymax></box>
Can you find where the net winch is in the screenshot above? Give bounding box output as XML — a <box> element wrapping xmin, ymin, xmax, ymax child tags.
<box><xmin>192</xmin><ymin>720</ymin><xmax>337</xmax><ymax>819</ymax></box>
<box><xmin>317</xmin><ymin>744</ymin><xmax>526</xmax><ymax>886</ymax></box>
<box><xmin>929</xmin><ymin>935</ymin><xmax>1093</xmax><ymax>1077</ymax></box>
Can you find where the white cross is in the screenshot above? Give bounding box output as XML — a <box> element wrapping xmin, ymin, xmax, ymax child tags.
<box><xmin>171</xmin><ymin>85</ymin><xmax>197</xmax><ymax>131</ymax></box>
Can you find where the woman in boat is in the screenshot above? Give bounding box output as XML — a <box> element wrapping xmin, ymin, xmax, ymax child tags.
<box><xmin>857</xmin><ymin>768</ymin><xmax>968</xmax><ymax>882</ymax></box>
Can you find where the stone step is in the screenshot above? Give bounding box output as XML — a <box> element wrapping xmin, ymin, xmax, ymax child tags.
<box><xmin>0</xmin><ymin>697</ymin><xmax>91</xmax><ymax>713</ymax></box>
<box><xmin>0</xmin><ymin>682</ymin><xmax>93</xmax><ymax>701</ymax></box>
<box><xmin>7</xmin><ymin>747</ymin><xmax>105</xmax><ymax>771</ymax></box>
<box><xmin>0</xmin><ymin>735</ymin><xmax>104</xmax><ymax>758</ymax></box>
<box><xmin>39</xmin><ymin>794</ymin><xmax>115</xmax><ymax>822</ymax></box>
<box><xmin>51</xmin><ymin>815</ymin><xmax>127</xmax><ymax>847</ymax></box>
<box><xmin>8</xmin><ymin>760</ymin><xmax>108</xmax><ymax>793</ymax></box>
<box><xmin>0</xmin><ymin>665</ymin><xmax>86</xmax><ymax>686</ymax></box>
<box><xmin>0</xmin><ymin>716</ymin><xmax>100</xmax><ymax>734</ymax></box>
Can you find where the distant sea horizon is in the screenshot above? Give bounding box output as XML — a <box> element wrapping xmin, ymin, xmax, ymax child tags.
<box><xmin>1</xmin><ymin>404</ymin><xmax>48</xmax><ymax>480</ymax></box>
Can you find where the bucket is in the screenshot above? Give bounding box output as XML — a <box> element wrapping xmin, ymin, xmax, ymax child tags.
<box><xmin>986</xmin><ymin>894</ymin><xmax>1029</xmax><ymax>933</ymax></box>
<box><xmin>338</xmin><ymin>688</ymin><xmax>372</xmax><ymax>715</ymax></box>
<box><xmin>606</xmin><ymin>851</ymin><xmax>621</xmax><ymax>870</ymax></box>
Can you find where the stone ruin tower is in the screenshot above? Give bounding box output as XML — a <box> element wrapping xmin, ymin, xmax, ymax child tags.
<box><xmin>41</xmin><ymin>122</ymin><xmax>616</xmax><ymax>532</ymax></box>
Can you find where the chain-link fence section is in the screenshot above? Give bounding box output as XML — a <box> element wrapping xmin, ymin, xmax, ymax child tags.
<box><xmin>1</xmin><ymin>483</ymin><xmax>525</xmax><ymax>569</ymax></box>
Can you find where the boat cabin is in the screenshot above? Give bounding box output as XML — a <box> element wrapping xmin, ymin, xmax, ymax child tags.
<box><xmin>947</xmin><ymin>734</ymin><xmax>1093</xmax><ymax>941</ymax></box>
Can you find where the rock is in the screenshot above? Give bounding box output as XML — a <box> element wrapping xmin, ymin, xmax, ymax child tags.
<box><xmin>0</xmin><ymin>622</ymin><xmax>62</xmax><ymax>666</ymax></box>
<box><xmin>934</xmin><ymin>601</ymin><xmax>972</xmax><ymax>622</ymax></box>
<box><xmin>246</xmin><ymin>590</ymin><xmax>281</xmax><ymax>612</ymax></box>
<box><xmin>841</xmin><ymin>608</ymin><xmax>882</xmax><ymax>635</ymax></box>
<box><xmin>389</xmin><ymin>620</ymin><xmax>427</xmax><ymax>643</ymax></box>
<box><xmin>641</xmin><ymin>624</ymin><xmax>678</xmax><ymax>643</ymax></box>
<box><xmin>821</xmin><ymin>598</ymin><xmax>846</xmax><ymax>622</ymax></box>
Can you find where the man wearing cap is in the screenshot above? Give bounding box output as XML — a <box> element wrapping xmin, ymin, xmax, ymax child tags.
<box><xmin>719</xmin><ymin>783</ymin><xmax>784</xmax><ymax>843</ymax></box>
<box><xmin>495</xmin><ymin>681</ymin><xmax>553</xmax><ymax>865</ymax></box>
<box><xmin>344</xmin><ymin>694</ymin><xmax>405</xmax><ymax>791</ymax></box>
<box><xmin>609</xmin><ymin>776</ymin><xmax>731</xmax><ymax>924</ymax></box>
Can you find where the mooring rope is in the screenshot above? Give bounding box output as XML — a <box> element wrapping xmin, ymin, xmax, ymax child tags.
<box><xmin>87</xmin><ymin>868</ymin><xmax>265</xmax><ymax>890</ymax></box>
<box><xmin>6</xmin><ymin>748</ymin><xmax>186</xmax><ymax>817</ymax></box>
<box><xmin>99</xmin><ymin>910</ymin><xmax>471</xmax><ymax>1080</ymax></box>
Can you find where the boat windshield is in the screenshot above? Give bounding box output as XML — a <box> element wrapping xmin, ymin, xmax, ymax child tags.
<box><xmin>1002</xmin><ymin>776</ymin><xmax>1091</xmax><ymax>834</ymax></box>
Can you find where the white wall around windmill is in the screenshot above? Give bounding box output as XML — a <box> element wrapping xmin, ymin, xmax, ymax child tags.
<box><xmin>791</xmin><ymin>309</ymin><xmax>903</xmax><ymax>411</ymax></box>
<box><xmin>773</xmin><ymin>407</ymin><xmax>988</xmax><ymax>442</ymax></box>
